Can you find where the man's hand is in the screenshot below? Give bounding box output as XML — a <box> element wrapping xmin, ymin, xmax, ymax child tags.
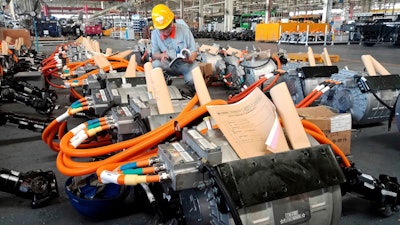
<box><xmin>182</xmin><ymin>51</ymin><xmax>197</xmax><ymax>64</ymax></box>
<box><xmin>160</xmin><ymin>51</ymin><xmax>170</xmax><ymax>62</ymax></box>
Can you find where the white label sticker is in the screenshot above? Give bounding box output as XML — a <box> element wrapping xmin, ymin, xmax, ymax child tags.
<box><xmin>121</xmin><ymin>106</ymin><xmax>132</xmax><ymax>117</ymax></box>
<box><xmin>188</xmin><ymin>129</ymin><xmax>203</xmax><ymax>139</ymax></box>
<box><xmin>330</xmin><ymin>114</ymin><xmax>351</xmax><ymax>133</ymax></box>
<box><xmin>99</xmin><ymin>89</ymin><xmax>108</xmax><ymax>102</ymax></box>
<box><xmin>172</xmin><ymin>142</ymin><xmax>194</xmax><ymax>162</ymax></box>
<box><xmin>198</xmin><ymin>138</ymin><xmax>217</xmax><ymax>150</ymax></box>
<box><xmin>111</xmin><ymin>88</ymin><xmax>119</xmax><ymax>96</ymax></box>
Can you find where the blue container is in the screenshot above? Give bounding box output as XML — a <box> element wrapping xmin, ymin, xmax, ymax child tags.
<box><xmin>65</xmin><ymin>176</ymin><xmax>129</xmax><ymax>220</ymax></box>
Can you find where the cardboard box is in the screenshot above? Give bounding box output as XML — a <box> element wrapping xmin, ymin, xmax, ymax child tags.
<box><xmin>198</xmin><ymin>62</ymin><xmax>213</xmax><ymax>85</ymax></box>
<box><xmin>0</xmin><ymin>28</ymin><xmax>31</xmax><ymax>48</ymax></box>
<box><xmin>297</xmin><ymin>106</ymin><xmax>352</xmax><ymax>155</ymax></box>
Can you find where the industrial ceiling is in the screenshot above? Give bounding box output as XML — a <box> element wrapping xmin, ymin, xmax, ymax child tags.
<box><xmin>8</xmin><ymin>0</ymin><xmax>400</xmax><ymax>21</ymax></box>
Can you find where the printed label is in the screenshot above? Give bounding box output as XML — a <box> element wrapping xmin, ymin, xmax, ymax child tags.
<box><xmin>111</xmin><ymin>89</ymin><xmax>119</xmax><ymax>96</ymax></box>
<box><xmin>172</xmin><ymin>142</ymin><xmax>194</xmax><ymax>162</ymax></box>
<box><xmin>331</xmin><ymin>114</ymin><xmax>351</xmax><ymax>132</ymax></box>
<box><xmin>99</xmin><ymin>89</ymin><xmax>108</xmax><ymax>102</ymax></box>
<box><xmin>274</xmin><ymin>198</ymin><xmax>310</xmax><ymax>225</ymax></box>
<box><xmin>121</xmin><ymin>106</ymin><xmax>132</xmax><ymax>117</ymax></box>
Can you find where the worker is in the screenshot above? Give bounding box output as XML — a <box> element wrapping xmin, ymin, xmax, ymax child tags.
<box><xmin>150</xmin><ymin>4</ymin><xmax>198</xmax><ymax>94</ymax></box>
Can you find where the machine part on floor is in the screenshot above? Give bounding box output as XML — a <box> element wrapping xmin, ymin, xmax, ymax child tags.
<box><xmin>0</xmin><ymin>76</ymin><xmax>57</xmax><ymax>115</ymax></box>
<box><xmin>320</xmin><ymin>70</ymin><xmax>400</xmax><ymax>124</ymax></box>
<box><xmin>87</xmin><ymin>82</ymin><xmax>183</xmax><ymax>118</ymax></box>
<box><xmin>0</xmin><ymin>168</ymin><xmax>59</xmax><ymax>208</ymax></box>
<box><xmin>14</xmin><ymin>71</ymin><xmax>45</xmax><ymax>90</ymax></box>
<box><xmin>0</xmin><ymin>86</ymin><xmax>56</xmax><ymax>115</ymax></box>
<box><xmin>340</xmin><ymin>164</ymin><xmax>400</xmax><ymax>217</ymax></box>
<box><xmin>0</xmin><ymin>111</ymin><xmax>51</xmax><ymax>132</ymax></box>
<box><xmin>0</xmin><ymin>55</ymin><xmax>17</xmax><ymax>76</ymax></box>
<box><xmin>2</xmin><ymin>77</ymin><xmax>57</xmax><ymax>102</ymax></box>
<box><xmin>156</xmin><ymin>128</ymin><xmax>345</xmax><ymax>225</ymax></box>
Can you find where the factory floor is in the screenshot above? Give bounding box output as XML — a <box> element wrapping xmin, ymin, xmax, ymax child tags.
<box><xmin>1</xmin><ymin>36</ymin><xmax>400</xmax><ymax>225</ymax></box>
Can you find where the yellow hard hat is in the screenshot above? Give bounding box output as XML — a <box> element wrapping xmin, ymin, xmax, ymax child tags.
<box><xmin>151</xmin><ymin>4</ymin><xmax>174</xmax><ymax>30</ymax></box>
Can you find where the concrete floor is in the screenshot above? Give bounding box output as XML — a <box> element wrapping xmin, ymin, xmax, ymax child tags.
<box><xmin>1</xmin><ymin>36</ymin><xmax>400</xmax><ymax>224</ymax></box>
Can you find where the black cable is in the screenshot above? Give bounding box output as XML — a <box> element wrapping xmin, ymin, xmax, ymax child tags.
<box><xmin>387</xmin><ymin>93</ymin><xmax>399</xmax><ymax>131</ymax></box>
<box><xmin>368</xmin><ymin>89</ymin><xmax>393</xmax><ymax>111</ymax></box>
<box><xmin>201</xmin><ymin>162</ymin><xmax>243</xmax><ymax>225</ymax></box>
<box><xmin>239</xmin><ymin>57</ymin><xmax>272</xmax><ymax>69</ymax></box>
<box><xmin>365</xmin><ymin>85</ymin><xmax>396</xmax><ymax>131</ymax></box>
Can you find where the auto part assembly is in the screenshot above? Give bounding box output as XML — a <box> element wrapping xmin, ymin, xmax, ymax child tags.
<box><xmin>320</xmin><ymin>70</ymin><xmax>400</xmax><ymax>125</ymax></box>
<box><xmin>0</xmin><ymin>168</ymin><xmax>59</xmax><ymax>208</ymax></box>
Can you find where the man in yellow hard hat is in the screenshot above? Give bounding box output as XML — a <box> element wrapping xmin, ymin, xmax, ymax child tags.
<box><xmin>150</xmin><ymin>4</ymin><xmax>198</xmax><ymax>94</ymax></box>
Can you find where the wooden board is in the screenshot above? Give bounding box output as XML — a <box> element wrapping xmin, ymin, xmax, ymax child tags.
<box><xmin>270</xmin><ymin>82</ymin><xmax>311</xmax><ymax>149</ymax></box>
<box><xmin>151</xmin><ymin>67</ymin><xmax>174</xmax><ymax>114</ymax></box>
<box><xmin>124</xmin><ymin>54</ymin><xmax>137</xmax><ymax>78</ymax></box>
<box><xmin>192</xmin><ymin>66</ymin><xmax>211</xmax><ymax>105</ymax></box>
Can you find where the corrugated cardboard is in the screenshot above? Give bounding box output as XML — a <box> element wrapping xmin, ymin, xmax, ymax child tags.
<box><xmin>297</xmin><ymin>106</ymin><xmax>352</xmax><ymax>155</ymax></box>
<box><xmin>198</xmin><ymin>62</ymin><xmax>213</xmax><ymax>85</ymax></box>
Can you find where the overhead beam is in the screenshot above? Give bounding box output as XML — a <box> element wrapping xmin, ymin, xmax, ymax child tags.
<box><xmin>48</xmin><ymin>7</ymin><xmax>103</xmax><ymax>11</ymax></box>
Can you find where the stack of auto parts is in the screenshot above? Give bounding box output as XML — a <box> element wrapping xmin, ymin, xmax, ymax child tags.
<box><xmin>11</xmin><ymin>37</ymin><xmax>395</xmax><ymax>224</ymax></box>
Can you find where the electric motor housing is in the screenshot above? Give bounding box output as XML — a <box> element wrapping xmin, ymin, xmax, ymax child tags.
<box><xmin>199</xmin><ymin>52</ymin><xmax>226</xmax><ymax>76</ymax></box>
<box><xmin>281</xmin><ymin>63</ymin><xmax>339</xmax><ymax>105</ymax></box>
<box><xmin>241</xmin><ymin>58</ymin><xmax>277</xmax><ymax>86</ymax></box>
<box><xmin>158</xmin><ymin>128</ymin><xmax>345</xmax><ymax>225</ymax></box>
<box><xmin>320</xmin><ymin>70</ymin><xmax>400</xmax><ymax>125</ymax></box>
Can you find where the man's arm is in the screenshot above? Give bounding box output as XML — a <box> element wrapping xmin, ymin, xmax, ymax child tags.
<box><xmin>183</xmin><ymin>27</ymin><xmax>198</xmax><ymax>63</ymax></box>
<box><xmin>152</xmin><ymin>52</ymin><xmax>170</xmax><ymax>62</ymax></box>
<box><xmin>151</xmin><ymin>30</ymin><xmax>170</xmax><ymax>62</ymax></box>
<box><xmin>183</xmin><ymin>51</ymin><xmax>197</xmax><ymax>63</ymax></box>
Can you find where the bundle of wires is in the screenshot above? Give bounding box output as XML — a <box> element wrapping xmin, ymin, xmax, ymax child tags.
<box><xmin>41</xmin><ymin>96</ymin><xmax>112</xmax><ymax>152</ymax></box>
<box><xmin>47</xmin><ymin>93</ymin><xmax>350</xmax><ymax>186</ymax></box>
<box><xmin>296</xmin><ymin>79</ymin><xmax>341</xmax><ymax>108</ymax></box>
<box><xmin>40</xmin><ymin>43</ymin><xmax>145</xmax><ymax>99</ymax></box>
<box><xmin>52</xmin><ymin>95</ymin><xmax>228</xmax><ymax>177</ymax></box>
<box><xmin>41</xmin><ymin>47</ymin><xmax>351</xmax><ymax>186</ymax></box>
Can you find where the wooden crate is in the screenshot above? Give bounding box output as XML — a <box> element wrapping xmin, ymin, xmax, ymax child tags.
<box><xmin>0</xmin><ymin>28</ymin><xmax>31</xmax><ymax>48</ymax></box>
